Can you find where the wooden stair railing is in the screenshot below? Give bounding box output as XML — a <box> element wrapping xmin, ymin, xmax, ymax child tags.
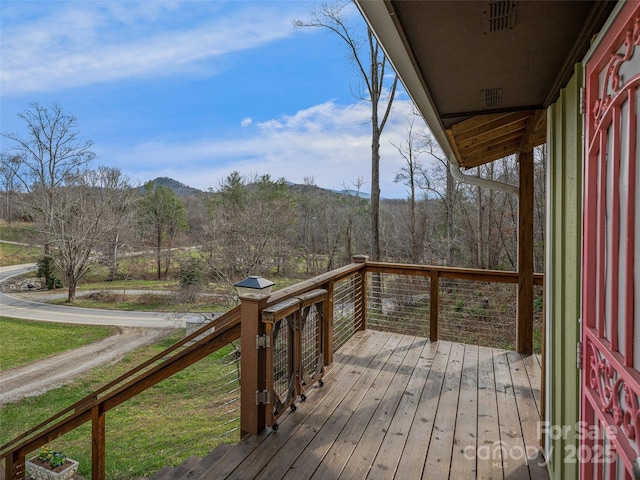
<box><xmin>0</xmin><ymin>308</ymin><xmax>242</xmax><ymax>480</ymax></box>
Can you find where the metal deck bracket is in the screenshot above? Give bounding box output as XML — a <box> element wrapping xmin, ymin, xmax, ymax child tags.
<box><xmin>256</xmin><ymin>390</ymin><xmax>270</xmax><ymax>405</ymax></box>
<box><xmin>256</xmin><ymin>334</ymin><xmax>270</xmax><ymax>349</ymax></box>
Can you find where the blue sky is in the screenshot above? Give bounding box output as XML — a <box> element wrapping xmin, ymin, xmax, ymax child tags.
<box><xmin>1</xmin><ymin>0</ymin><xmax>427</xmax><ymax>198</ymax></box>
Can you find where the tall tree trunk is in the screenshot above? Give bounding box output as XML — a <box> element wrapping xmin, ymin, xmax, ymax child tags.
<box><xmin>294</xmin><ymin>9</ymin><xmax>396</xmax><ymax>266</ymax></box>
<box><xmin>67</xmin><ymin>274</ymin><xmax>77</xmax><ymax>303</ymax></box>
<box><xmin>156</xmin><ymin>247</ymin><xmax>162</xmax><ymax>280</ymax></box>
<box><xmin>370</xmin><ymin>128</ymin><xmax>381</xmax><ymax>261</ymax></box>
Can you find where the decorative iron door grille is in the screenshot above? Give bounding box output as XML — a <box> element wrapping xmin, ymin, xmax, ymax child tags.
<box><xmin>581</xmin><ymin>3</ymin><xmax>640</xmax><ymax>478</ymax></box>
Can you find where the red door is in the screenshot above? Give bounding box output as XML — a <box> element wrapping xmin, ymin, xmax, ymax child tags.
<box><xmin>582</xmin><ymin>3</ymin><xmax>640</xmax><ymax>478</ymax></box>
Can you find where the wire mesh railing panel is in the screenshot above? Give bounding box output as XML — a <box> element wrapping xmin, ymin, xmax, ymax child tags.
<box><xmin>301</xmin><ymin>303</ymin><xmax>322</xmax><ymax>384</ymax></box>
<box><xmin>438</xmin><ymin>278</ymin><xmax>517</xmax><ymax>349</ymax></box>
<box><xmin>333</xmin><ymin>273</ymin><xmax>363</xmax><ymax>351</ymax></box>
<box><xmin>272</xmin><ymin>316</ymin><xmax>293</xmax><ymax>402</ymax></box>
<box><xmin>533</xmin><ymin>284</ymin><xmax>544</xmax><ymax>352</ymax></box>
<box><xmin>208</xmin><ymin>342</ymin><xmax>242</xmax><ymax>438</ymax></box>
<box><xmin>366</xmin><ymin>272</ymin><xmax>431</xmax><ymax>337</ymax></box>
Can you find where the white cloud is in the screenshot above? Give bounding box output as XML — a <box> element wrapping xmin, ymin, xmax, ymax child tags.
<box><xmin>241</xmin><ymin>117</ymin><xmax>253</xmax><ymax>127</ymax></box>
<box><xmin>0</xmin><ymin>1</ymin><xmax>306</xmax><ymax>95</ymax></box>
<box><xmin>104</xmin><ymin>98</ymin><xmax>429</xmax><ymax>199</ymax></box>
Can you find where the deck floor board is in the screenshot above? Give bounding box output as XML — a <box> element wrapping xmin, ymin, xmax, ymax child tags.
<box><xmin>210</xmin><ymin>331</ymin><xmax>547</xmax><ymax>480</ymax></box>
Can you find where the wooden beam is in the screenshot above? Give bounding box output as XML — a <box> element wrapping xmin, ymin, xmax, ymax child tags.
<box><xmin>517</xmin><ymin>149</ymin><xmax>535</xmax><ymax>354</ymax></box>
<box><xmin>450</xmin><ymin>111</ymin><xmax>533</xmax><ymax>143</ymax></box>
<box><xmin>460</xmin><ymin>137</ymin><xmax>522</xmax><ymax>164</ymax></box>
<box><xmin>518</xmin><ymin>109</ymin><xmax>547</xmax><ymax>153</ymax></box>
<box><xmin>457</xmin><ymin>118</ymin><xmax>530</xmax><ymax>151</ymax></box>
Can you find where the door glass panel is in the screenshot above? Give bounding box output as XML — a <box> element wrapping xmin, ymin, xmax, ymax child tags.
<box><xmin>605</xmin><ymin>123</ymin><xmax>614</xmax><ymax>343</ymax></box>
<box><xmin>618</xmin><ymin>99</ymin><xmax>628</xmax><ymax>359</ymax></box>
<box><xmin>635</xmin><ymin>88</ymin><xmax>640</xmax><ymax>371</ymax></box>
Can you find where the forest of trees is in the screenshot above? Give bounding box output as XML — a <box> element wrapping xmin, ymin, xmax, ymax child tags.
<box><xmin>1</xmin><ymin>105</ymin><xmax>545</xmax><ymax>303</ymax></box>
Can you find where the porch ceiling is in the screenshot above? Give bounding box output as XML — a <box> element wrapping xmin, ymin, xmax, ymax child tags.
<box><xmin>356</xmin><ymin>0</ymin><xmax>615</xmax><ymax>168</ymax></box>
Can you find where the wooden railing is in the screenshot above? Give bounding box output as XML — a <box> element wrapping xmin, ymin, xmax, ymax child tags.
<box><xmin>0</xmin><ymin>309</ymin><xmax>243</xmax><ymax>480</ymax></box>
<box><xmin>362</xmin><ymin>261</ymin><xmax>544</xmax><ymax>350</ymax></box>
<box><xmin>1</xmin><ymin>259</ymin><xmax>542</xmax><ymax>479</ymax></box>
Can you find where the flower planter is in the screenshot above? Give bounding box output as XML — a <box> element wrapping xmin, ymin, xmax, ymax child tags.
<box><xmin>25</xmin><ymin>456</ymin><xmax>79</xmax><ymax>480</ymax></box>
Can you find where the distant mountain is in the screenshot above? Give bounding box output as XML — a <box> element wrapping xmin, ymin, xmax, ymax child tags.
<box><xmin>146</xmin><ymin>177</ymin><xmax>203</xmax><ymax>196</ymax></box>
<box><xmin>287</xmin><ymin>182</ymin><xmax>371</xmax><ymax>199</ymax></box>
<box><xmin>331</xmin><ymin>188</ymin><xmax>371</xmax><ymax>199</ymax></box>
<box><xmin>143</xmin><ymin>177</ymin><xmax>376</xmax><ymax>200</ymax></box>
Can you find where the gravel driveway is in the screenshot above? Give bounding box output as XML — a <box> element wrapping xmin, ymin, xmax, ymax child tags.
<box><xmin>0</xmin><ymin>264</ymin><xmax>182</xmax><ymax>406</ymax></box>
<box><xmin>0</xmin><ymin>326</ymin><xmax>173</xmax><ymax>406</ymax></box>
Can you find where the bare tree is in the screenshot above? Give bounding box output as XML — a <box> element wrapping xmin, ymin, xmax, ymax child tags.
<box><xmin>1</xmin><ymin>103</ymin><xmax>95</xmax><ymax>251</ymax></box>
<box><xmin>340</xmin><ymin>177</ymin><xmax>366</xmax><ymax>265</ymax></box>
<box><xmin>418</xmin><ymin>131</ymin><xmax>459</xmax><ymax>265</ymax></box>
<box><xmin>294</xmin><ymin>1</ymin><xmax>398</xmax><ymax>261</ymax></box>
<box><xmin>0</xmin><ymin>153</ymin><xmax>22</xmax><ymax>222</ymax></box>
<box><xmin>207</xmin><ymin>172</ymin><xmax>297</xmax><ymax>278</ymax></box>
<box><xmin>98</xmin><ymin>170</ymin><xmax>139</xmax><ymax>281</ymax></box>
<box><xmin>33</xmin><ymin>167</ymin><xmax>134</xmax><ymax>302</ymax></box>
<box><xmin>296</xmin><ymin>177</ymin><xmax>325</xmax><ymax>274</ymax></box>
<box><xmin>138</xmin><ymin>181</ymin><xmax>189</xmax><ymax>280</ymax></box>
<box><xmin>393</xmin><ymin>120</ymin><xmax>426</xmax><ymax>263</ymax></box>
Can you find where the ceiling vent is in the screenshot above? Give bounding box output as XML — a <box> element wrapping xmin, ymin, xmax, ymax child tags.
<box><xmin>483</xmin><ymin>1</ymin><xmax>517</xmax><ymax>33</ymax></box>
<box><xmin>481</xmin><ymin>88</ymin><xmax>503</xmax><ymax>108</ymax></box>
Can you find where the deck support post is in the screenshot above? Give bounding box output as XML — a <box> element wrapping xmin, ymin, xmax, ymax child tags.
<box><xmin>353</xmin><ymin>255</ymin><xmax>368</xmax><ymax>331</ymax></box>
<box><xmin>430</xmin><ymin>270</ymin><xmax>439</xmax><ymax>341</ymax></box>
<box><xmin>324</xmin><ymin>281</ymin><xmax>335</xmax><ymax>366</ymax></box>
<box><xmin>239</xmin><ymin>293</ymin><xmax>270</xmax><ymax>437</ymax></box>
<box><xmin>517</xmin><ymin>148</ymin><xmax>534</xmax><ymax>355</ymax></box>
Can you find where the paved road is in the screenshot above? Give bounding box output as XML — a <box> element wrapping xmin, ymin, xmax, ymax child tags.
<box><xmin>0</xmin><ymin>264</ymin><xmax>191</xmax><ymax>328</ymax></box>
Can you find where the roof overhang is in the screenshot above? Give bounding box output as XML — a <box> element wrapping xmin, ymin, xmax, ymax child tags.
<box><xmin>355</xmin><ymin>0</ymin><xmax>616</xmax><ymax>168</ymax></box>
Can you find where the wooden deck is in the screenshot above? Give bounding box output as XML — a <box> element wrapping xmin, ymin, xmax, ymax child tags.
<box><xmin>204</xmin><ymin>330</ymin><xmax>548</xmax><ymax>480</ymax></box>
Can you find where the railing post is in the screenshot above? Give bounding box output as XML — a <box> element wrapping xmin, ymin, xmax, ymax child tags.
<box><xmin>353</xmin><ymin>255</ymin><xmax>368</xmax><ymax>331</ymax></box>
<box><xmin>239</xmin><ymin>293</ymin><xmax>270</xmax><ymax>437</ymax></box>
<box><xmin>324</xmin><ymin>282</ymin><xmax>334</xmax><ymax>366</ymax></box>
<box><xmin>430</xmin><ymin>270</ymin><xmax>439</xmax><ymax>342</ymax></box>
<box><xmin>92</xmin><ymin>404</ymin><xmax>106</xmax><ymax>480</ymax></box>
<box><xmin>6</xmin><ymin>451</ymin><xmax>24</xmax><ymax>480</ymax></box>
<box><xmin>517</xmin><ymin>148</ymin><xmax>534</xmax><ymax>354</ymax></box>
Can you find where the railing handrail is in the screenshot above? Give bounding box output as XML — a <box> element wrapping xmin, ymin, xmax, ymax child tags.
<box><xmin>0</xmin><ymin>307</ymin><xmax>242</xmax><ymax>460</ymax></box>
<box><xmin>267</xmin><ymin>263</ymin><xmax>365</xmax><ymax>303</ymax></box>
<box><xmin>363</xmin><ymin>261</ymin><xmax>544</xmax><ymax>285</ymax></box>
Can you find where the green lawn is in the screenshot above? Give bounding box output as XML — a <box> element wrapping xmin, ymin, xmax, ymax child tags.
<box><xmin>0</xmin><ymin>242</ymin><xmax>42</xmax><ymax>265</ymax></box>
<box><xmin>0</xmin><ymin>317</ymin><xmax>116</xmax><ymax>371</ymax></box>
<box><xmin>0</xmin><ymin>332</ymin><xmax>240</xmax><ymax>480</ymax></box>
<box><xmin>50</xmin><ymin>293</ymin><xmax>232</xmax><ymax>313</ymax></box>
